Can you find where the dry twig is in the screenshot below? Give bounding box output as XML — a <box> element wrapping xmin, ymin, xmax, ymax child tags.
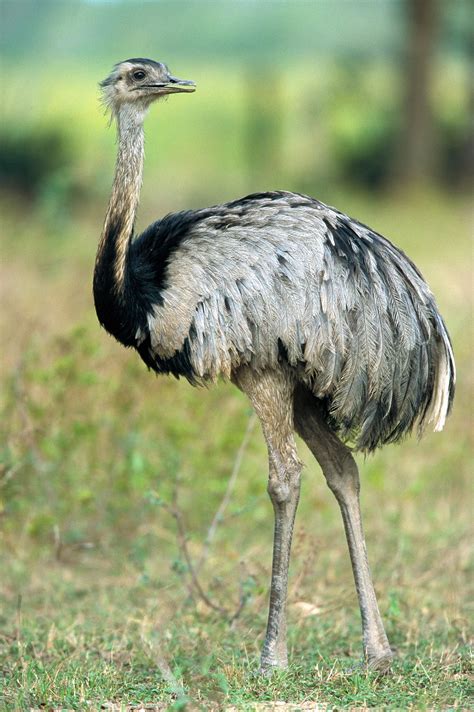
<box><xmin>196</xmin><ymin>411</ymin><xmax>257</xmax><ymax>573</ymax></box>
<box><xmin>165</xmin><ymin>412</ymin><xmax>257</xmax><ymax>620</ymax></box>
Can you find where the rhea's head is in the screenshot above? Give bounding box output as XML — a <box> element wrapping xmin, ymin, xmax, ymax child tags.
<box><xmin>100</xmin><ymin>58</ymin><xmax>195</xmax><ymax>118</ymax></box>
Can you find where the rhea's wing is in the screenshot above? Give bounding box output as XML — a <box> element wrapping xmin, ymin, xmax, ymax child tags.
<box><xmin>138</xmin><ymin>195</ymin><xmax>328</xmax><ymax>380</ymax></box>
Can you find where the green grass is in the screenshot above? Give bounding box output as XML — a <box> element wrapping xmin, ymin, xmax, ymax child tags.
<box><xmin>1</xmin><ymin>184</ymin><xmax>472</xmax><ymax>709</ymax></box>
<box><xmin>1</xmin><ymin>574</ymin><xmax>471</xmax><ymax>709</ymax></box>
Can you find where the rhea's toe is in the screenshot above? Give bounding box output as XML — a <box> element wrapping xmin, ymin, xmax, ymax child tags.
<box><xmin>368</xmin><ymin>650</ymin><xmax>394</xmax><ymax>675</ymax></box>
<box><xmin>346</xmin><ymin>649</ymin><xmax>394</xmax><ymax>677</ymax></box>
<box><xmin>259</xmin><ymin>655</ymin><xmax>288</xmax><ymax>676</ymax></box>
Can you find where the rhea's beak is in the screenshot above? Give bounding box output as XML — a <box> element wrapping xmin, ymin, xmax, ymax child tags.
<box><xmin>161</xmin><ymin>75</ymin><xmax>196</xmax><ymax>94</ymax></box>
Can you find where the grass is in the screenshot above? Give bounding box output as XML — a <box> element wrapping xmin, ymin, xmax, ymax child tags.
<box><xmin>1</xmin><ymin>568</ymin><xmax>471</xmax><ymax>709</ymax></box>
<box><xmin>0</xmin><ymin>183</ymin><xmax>472</xmax><ymax>709</ymax></box>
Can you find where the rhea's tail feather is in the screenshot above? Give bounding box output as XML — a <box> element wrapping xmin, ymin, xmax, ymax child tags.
<box><xmin>420</xmin><ymin>313</ymin><xmax>456</xmax><ymax>434</ymax></box>
<box><xmin>318</xmin><ymin>310</ymin><xmax>455</xmax><ymax>454</ymax></box>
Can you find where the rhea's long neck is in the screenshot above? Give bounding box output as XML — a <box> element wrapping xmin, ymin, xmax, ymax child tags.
<box><xmin>95</xmin><ymin>105</ymin><xmax>146</xmax><ymax>295</ymax></box>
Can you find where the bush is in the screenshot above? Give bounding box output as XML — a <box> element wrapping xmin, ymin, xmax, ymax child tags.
<box><xmin>0</xmin><ymin>122</ymin><xmax>73</xmax><ymax>198</ymax></box>
<box><xmin>437</xmin><ymin>108</ymin><xmax>473</xmax><ymax>186</ymax></box>
<box><xmin>329</xmin><ymin>102</ymin><xmax>399</xmax><ymax>189</ymax></box>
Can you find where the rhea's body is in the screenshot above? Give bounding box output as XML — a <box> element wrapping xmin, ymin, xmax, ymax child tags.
<box><xmin>95</xmin><ymin>189</ymin><xmax>453</xmax><ymax>452</ymax></box>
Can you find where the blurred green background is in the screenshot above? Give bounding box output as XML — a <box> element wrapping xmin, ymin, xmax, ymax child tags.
<box><xmin>0</xmin><ymin>1</ymin><xmax>472</xmax><ymax>708</ymax></box>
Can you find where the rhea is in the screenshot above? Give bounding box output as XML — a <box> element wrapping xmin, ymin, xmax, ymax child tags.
<box><xmin>93</xmin><ymin>59</ymin><xmax>455</xmax><ymax>674</ymax></box>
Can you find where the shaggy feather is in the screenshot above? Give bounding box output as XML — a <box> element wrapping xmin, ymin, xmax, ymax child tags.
<box><xmin>123</xmin><ymin>191</ymin><xmax>455</xmax><ymax>451</ymax></box>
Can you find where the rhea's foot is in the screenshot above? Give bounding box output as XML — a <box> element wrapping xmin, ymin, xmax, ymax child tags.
<box><xmin>259</xmin><ymin>643</ymin><xmax>288</xmax><ymax>676</ymax></box>
<box><xmin>347</xmin><ymin>649</ymin><xmax>395</xmax><ymax>677</ymax></box>
<box><xmin>259</xmin><ymin>660</ymin><xmax>289</xmax><ymax>676</ymax></box>
<box><xmin>367</xmin><ymin>650</ymin><xmax>394</xmax><ymax>675</ymax></box>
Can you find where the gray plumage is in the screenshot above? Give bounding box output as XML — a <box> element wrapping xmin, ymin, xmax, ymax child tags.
<box><xmin>142</xmin><ymin>191</ymin><xmax>455</xmax><ymax>452</ymax></box>
<box><xmin>93</xmin><ymin>58</ymin><xmax>456</xmax><ymax>675</ymax></box>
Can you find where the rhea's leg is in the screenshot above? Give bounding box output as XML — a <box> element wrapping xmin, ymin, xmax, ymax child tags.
<box><xmin>233</xmin><ymin>367</ymin><xmax>302</xmax><ymax>672</ymax></box>
<box><xmin>294</xmin><ymin>385</ymin><xmax>393</xmax><ymax>671</ymax></box>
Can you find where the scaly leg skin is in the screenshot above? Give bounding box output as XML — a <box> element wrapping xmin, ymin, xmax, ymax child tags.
<box><xmin>294</xmin><ymin>385</ymin><xmax>394</xmax><ymax>673</ymax></box>
<box><xmin>335</xmin><ymin>470</ymin><xmax>394</xmax><ymax>673</ymax></box>
<box><xmin>260</xmin><ymin>451</ymin><xmax>301</xmax><ymax>672</ymax></box>
<box><xmin>233</xmin><ymin>367</ymin><xmax>302</xmax><ymax>674</ymax></box>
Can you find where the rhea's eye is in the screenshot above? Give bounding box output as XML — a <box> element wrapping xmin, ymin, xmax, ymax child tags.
<box><xmin>132</xmin><ymin>70</ymin><xmax>146</xmax><ymax>81</ymax></box>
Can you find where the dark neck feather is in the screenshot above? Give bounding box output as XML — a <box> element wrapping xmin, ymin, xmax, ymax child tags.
<box><xmin>93</xmin><ymin>106</ymin><xmax>146</xmax><ymax>343</ymax></box>
<box><xmin>95</xmin><ymin>107</ymin><xmax>145</xmax><ymax>291</ymax></box>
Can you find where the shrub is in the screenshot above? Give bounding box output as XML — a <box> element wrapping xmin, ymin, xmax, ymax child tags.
<box><xmin>0</xmin><ymin>122</ymin><xmax>73</xmax><ymax>198</ymax></box>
